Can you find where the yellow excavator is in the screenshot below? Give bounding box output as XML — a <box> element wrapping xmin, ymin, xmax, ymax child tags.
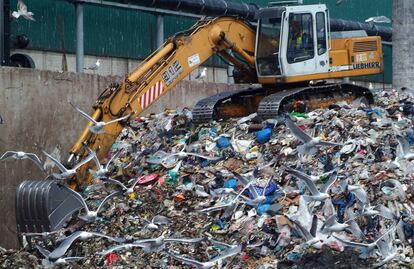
<box><xmin>16</xmin><ymin>3</ymin><xmax>383</xmax><ymax>235</ymax></box>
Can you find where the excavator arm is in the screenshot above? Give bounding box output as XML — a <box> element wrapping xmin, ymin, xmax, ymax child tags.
<box><xmin>15</xmin><ymin>17</ymin><xmax>258</xmax><ymax>235</ymax></box>
<box><xmin>70</xmin><ymin>16</ymin><xmax>257</xmax><ymax>184</ymax></box>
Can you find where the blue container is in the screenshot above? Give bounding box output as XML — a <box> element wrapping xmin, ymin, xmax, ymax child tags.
<box><xmin>255</xmin><ymin>128</ymin><xmax>272</xmax><ymax>144</ymax></box>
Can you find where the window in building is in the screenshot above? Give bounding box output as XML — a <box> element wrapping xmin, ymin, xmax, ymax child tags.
<box><xmin>287</xmin><ymin>13</ymin><xmax>314</xmax><ymax>63</ymax></box>
<box><xmin>316</xmin><ymin>12</ymin><xmax>327</xmax><ymax>55</ymax></box>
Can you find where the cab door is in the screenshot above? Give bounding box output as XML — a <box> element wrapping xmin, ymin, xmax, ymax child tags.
<box><xmin>280</xmin><ymin>5</ymin><xmax>329</xmax><ymax>77</ymax></box>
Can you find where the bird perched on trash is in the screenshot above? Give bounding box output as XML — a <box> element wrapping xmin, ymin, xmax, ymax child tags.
<box><xmin>0</xmin><ymin>151</ymin><xmax>44</xmax><ymax>171</ymax></box>
<box><xmin>12</xmin><ymin>0</ymin><xmax>35</xmax><ymax>21</ymax></box>
<box><xmin>44</xmin><ymin>231</ymin><xmax>126</xmax><ymax>261</ymax></box>
<box><xmin>60</xmin><ymin>184</ymin><xmax>122</xmax><ymax>222</ymax></box>
<box><xmin>87</xmin><ymin>147</ymin><xmax>120</xmax><ymax>179</ymax></box>
<box><xmin>142</xmin><ymin>215</ymin><xmax>171</xmax><ymax>230</ymax></box>
<box><xmin>84</xmin><ymin>59</ymin><xmax>101</xmax><ymax>71</ymax></box>
<box><xmin>194</xmin><ymin>67</ymin><xmax>207</xmax><ymax>80</ymax></box>
<box><xmin>165</xmin><ymin>243</ymin><xmax>242</xmax><ymax>269</ymax></box>
<box><xmin>70</xmin><ymin>102</ymin><xmax>131</xmax><ymax>134</ymax></box>
<box><xmin>285</xmin><ymin>115</ymin><xmax>342</xmax><ymax>157</ymax></box>
<box><xmin>43</xmin><ymin>150</ymin><xmax>95</xmax><ymax>180</ymax></box>
<box><xmin>286</xmin><ymin>167</ymin><xmax>337</xmax><ymax>202</ymax></box>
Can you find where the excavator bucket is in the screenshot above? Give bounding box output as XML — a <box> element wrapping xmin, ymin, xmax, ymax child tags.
<box><xmin>15</xmin><ymin>179</ymin><xmax>83</xmax><ymax>234</ymax></box>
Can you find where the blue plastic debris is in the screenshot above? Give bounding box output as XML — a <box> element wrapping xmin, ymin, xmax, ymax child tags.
<box><xmin>224</xmin><ymin>178</ymin><xmax>237</xmax><ymax>190</ymax></box>
<box><xmin>332</xmin><ymin>192</ymin><xmax>356</xmax><ymax>222</ymax></box>
<box><xmin>216</xmin><ymin>136</ymin><xmax>230</xmax><ymax>148</ymax></box>
<box><xmin>218</xmin><ymin>218</ymin><xmax>225</xmax><ymax>230</ymax></box>
<box><xmin>363</xmin><ymin>108</ymin><xmax>382</xmax><ymax>116</ymax></box>
<box><xmin>209</xmin><ymin>127</ymin><xmax>218</xmax><ymax>138</ymax></box>
<box><xmin>246</xmin><ymin>182</ymin><xmax>279</xmax><ymax>199</ymax></box>
<box><xmin>255</xmin><ymin>128</ymin><xmax>272</xmax><ymax>144</ymax></box>
<box><xmin>256</xmin><ymin>203</ymin><xmax>283</xmax><ymax>215</ymax></box>
<box><xmin>287</xmin><ymin>252</ymin><xmax>302</xmax><ymax>261</ymax></box>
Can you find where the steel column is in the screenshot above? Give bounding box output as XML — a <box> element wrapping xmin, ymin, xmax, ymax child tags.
<box><xmin>75</xmin><ymin>3</ymin><xmax>84</xmax><ymax>73</ymax></box>
<box><xmin>0</xmin><ymin>0</ymin><xmax>4</xmax><ymax>66</ymax></box>
<box><xmin>156</xmin><ymin>14</ymin><xmax>164</xmax><ymax>48</ymax></box>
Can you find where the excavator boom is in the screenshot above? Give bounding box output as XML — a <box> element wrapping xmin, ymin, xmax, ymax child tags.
<box><xmin>70</xmin><ymin>16</ymin><xmax>257</xmax><ymax>183</ymax></box>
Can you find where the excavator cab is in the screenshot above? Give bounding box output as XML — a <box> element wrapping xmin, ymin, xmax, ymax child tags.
<box><xmin>256</xmin><ymin>4</ymin><xmax>330</xmax><ymax>82</ymax></box>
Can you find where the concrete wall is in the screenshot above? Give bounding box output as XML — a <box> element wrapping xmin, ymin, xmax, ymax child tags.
<box><xmin>12</xmin><ymin>49</ymin><xmax>230</xmax><ymax>84</ymax></box>
<box><xmin>0</xmin><ymin>67</ymin><xmax>243</xmax><ymax>249</ymax></box>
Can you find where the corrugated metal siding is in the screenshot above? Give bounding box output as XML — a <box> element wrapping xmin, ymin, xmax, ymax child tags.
<box><xmin>10</xmin><ymin>0</ymin><xmax>392</xmax><ymax>81</ymax></box>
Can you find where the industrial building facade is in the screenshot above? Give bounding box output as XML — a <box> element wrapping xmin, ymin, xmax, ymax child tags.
<box><xmin>9</xmin><ymin>0</ymin><xmax>391</xmax><ymax>82</ymax></box>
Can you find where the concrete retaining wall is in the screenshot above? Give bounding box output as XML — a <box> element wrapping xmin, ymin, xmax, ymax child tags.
<box><xmin>0</xmin><ymin>67</ymin><xmax>244</xmax><ymax>249</ymax></box>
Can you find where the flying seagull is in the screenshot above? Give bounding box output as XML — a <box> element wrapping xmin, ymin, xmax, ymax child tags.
<box><xmin>165</xmin><ymin>244</ymin><xmax>242</xmax><ymax>269</ymax></box>
<box><xmin>333</xmin><ymin>225</ymin><xmax>396</xmax><ymax>259</ymax></box>
<box><xmin>374</xmin><ymin>229</ymin><xmax>399</xmax><ymax>268</ymax></box>
<box><xmin>291</xmin><ymin>215</ymin><xmax>324</xmax><ymax>249</ymax></box>
<box><xmin>285</xmin><ymin>167</ymin><xmax>337</xmax><ymax>202</ymax></box>
<box><xmin>46</xmin><ymin>231</ymin><xmax>126</xmax><ymax>260</ymax></box>
<box><xmin>71</xmin><ymin>103</ymin><xmax>130</xmax><ymax>134</ymax></box>
<box><xmin>339</xmin><ymin>178</ymin><xmax>368</xmax><ymax>205</ymax></box>
<box><xmin>101</xmin><ymin>177</ymin><xmax>140</xmax><ymax>195</ymax></box>
<box><xmin>194</xmin><ymin>67</ymin><xmax>207</xmax><ymax>80</ymax></box>
<box><xmin>60</xmin><ymin>184</ymin><xmax>122</xmax><ymax>222</ymax></box>
<box><xmin>285</xmin><ymin>115</ymin><xmax>342</xmax><ymax>157</ymax></box>
<box><xmin>12</xmin><ymin>0</ymin><xmax>35</xmax><ymax>21</ymax></box>
<box><xmin>365</xmin><ymin>16</ymin><xmax>391</xmax><ymax>24</ymax></box>
<box><xmin>36</xmin><ymin>245</ymin><xmax>83</xmax><ymax>266</ymax></box>
<box><xmin>43</xmin><ymin>150</ymin><xmax>95</xmax><ymax>180</ymax></box>
<box><xmin>198</xmin><ymin>182</ymin><xmax>253</xmax><ymax>215</ymax></box>
<box><xmin>98</xmin><ymin>236</ymin><xmax>204</xmax><ymax>255</ymax></box>
<box><xmin>143</xmin><ymin>215</ymin><xmax>171</xmax><ymax>230</ymax></box>
<box><xmin>394</xmin><ymin>135</ymin><xmax>414</xmax><ymax>168</ymax></box>
<box><xmin>87</xmin><ymin>147</ymin><xmax>120</xmax><ymax>179</ymax></box>
<box><xmin>233</xmin><ymin>172</ymin><xmax>272</xmax><ymax>206</ymax></box>
<box><xmin>84</xmin><ymin>59</ymin><xmax>101</xmax><ymax>71</ymax></box>
<box><xmin>0</xmin><ymin>151</ymin><xmax>44</xmax><ymax>171</ymax></box>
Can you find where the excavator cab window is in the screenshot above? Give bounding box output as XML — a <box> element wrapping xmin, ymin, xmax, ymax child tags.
<box><xmin>287</xmin><ymin>13</ymin><xmax>314</xmax><ymax>63</ymax></box>
<box><xmin>256</xmin><ymin>17</ymin><xmax>282</xmax><ymax>76</ymax></box>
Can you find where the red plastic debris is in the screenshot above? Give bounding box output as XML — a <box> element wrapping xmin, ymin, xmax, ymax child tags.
<box><xmin>297</xmin><ymin>124</ymin><xmax>306</xmax><ymax>131</ymax></box>
<box><xmin>242</xmin><ymin>254</ymin><xmax>250</xmax><ymax>260</ymax></box>
<box><xmin>106</xmin><ymin>252</ymin><xmax>118</xmax><ymax>265</ymax></box>
<box><xmin>137</xmin><ymin>174</ymin><xmax>159</xmax><ymax>185</ymax></box>
<box><xmin>158</xmin><ymin>177</ymin><xmax>166</xmax><ymax>186</ymax></box>
<box><xmin>174</xmin><ymin>193</ymin><xmax>186</xmax><ymax>202</ymax></box>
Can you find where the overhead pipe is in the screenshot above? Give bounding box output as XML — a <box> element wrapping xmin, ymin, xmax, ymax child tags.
<box><xmin>125</xmin><ymin>0</ymin><xmax>392</xmax><ymax>41</ymax></box>
<box><xmin>330</xmin><ymin>19</ymin><xmax>392</xmax><ymax>42</ymax></box>
<box><xmin>126</xmin><ymin>0</ymin><xmax>259</xmax><ymax>20</ymax></box>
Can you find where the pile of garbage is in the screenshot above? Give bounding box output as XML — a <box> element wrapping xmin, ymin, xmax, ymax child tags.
<box><xmin>4</xmin><ymin>88</ymin><xmax>414</xmax><ymax>268</ymax></box>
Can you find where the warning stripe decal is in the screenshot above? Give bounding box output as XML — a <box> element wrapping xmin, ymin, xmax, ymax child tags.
<box><xmin>140</xmin><ymin>81</ymin><xmax>164</xmax><ymax>110</ymax></box>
